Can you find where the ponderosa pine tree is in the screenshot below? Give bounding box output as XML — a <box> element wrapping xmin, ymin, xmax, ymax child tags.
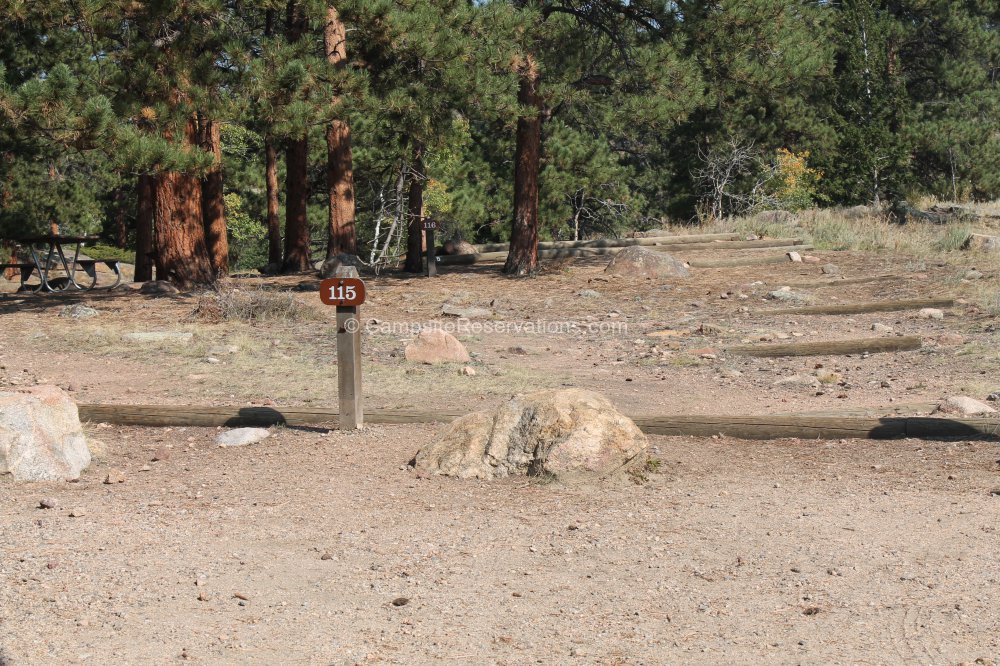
<box><xmin>500</xmin><ymin>0</ymin><xmax>700</xmax><ymax>274</ymax></box>
<box><xmin>343</xmin><ymin>0</ymin><xmax>515</xmax><ymax>272</ymax></box>
<box><xmin>324</xmin><ymin>6</ymin><xmax>357</xmax><ymax>257</ymax></box>
<box><xmin>283</xmin><ymin>0</ymin><xmax>313</xmax><ymax>273</ymax></box>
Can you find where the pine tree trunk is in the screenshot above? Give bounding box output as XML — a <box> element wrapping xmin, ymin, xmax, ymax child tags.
<box><xmin>283</xmin><ymin>138</ymin><xmax>311</xmax><ymax>272</ymax></box>
<box><xmin>282</xmin><ymin>0</ymin><xmax>312</xmax><ymax>273</ymax></box>
<box><xmin>135</xmin><ymin>174</ymin><xmax>155</xmax><ymax>282</ymax></box>
<box><xmin>324</xmin><ymin>6</ymin><xmax>357</xmax><ymax>258</ymax></box>
<box><xmin>199</xmin><ymin>117</ymin><xmax>228</xmax><ymax>276</ymax></box>
<box><xmin>153</xmin><ymin>118</ymin><xmax>215</xmax><ymax>288</ymax></box>
<box><xmin>505</xmin><ymin>55</ymin><xmax>542</xmax><ymax>276</ymax></box>
<box><xmin>404</xmin><ymin>145</ymin><xmax>425</xmax><ymax>273</ymax></box>
<box><xmin>265</xmin><ymin>136</ymin><xmax>282</xmax><ymax>268</ymax></box>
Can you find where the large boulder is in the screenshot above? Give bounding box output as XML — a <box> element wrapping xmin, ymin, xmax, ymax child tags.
<box><xmin>605</xmin><ymin>246</ymin><xmax>689</xmax><ymax>279</ymax></box>
<box><xmin>0</xmin><ymin>385</ymin><xmax>91</xmax><ymax>482</ymax></box>
<box><xmin>443</xmin><ymin>240</ymin><xmax>478</xmax><ymax>256</ymax></box>
<box><xmin>404</xmin><ymin>330</ymin><xmax>471</xmax><ymax>364</ymax></box>
<box><xmin>415</xmin><ymin>389</ymin><xmax>648</xmax><ymax>483</ymax></box>
<box><xmin>318</xmin><ymin>253</ymin><xmax>365</xmax><ymax>278</ymax></box>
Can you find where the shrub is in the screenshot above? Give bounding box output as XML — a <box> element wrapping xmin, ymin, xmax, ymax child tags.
<box><xmin>193</xmin><ymin>288</ymin><xmax>318</xmax><ymax>323</ymax></box>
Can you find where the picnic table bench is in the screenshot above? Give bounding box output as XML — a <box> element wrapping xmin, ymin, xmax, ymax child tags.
<box><xmin>0</xmin><ymin>235</ymin><xmax>122</xmax><ymax>293</ymax></box>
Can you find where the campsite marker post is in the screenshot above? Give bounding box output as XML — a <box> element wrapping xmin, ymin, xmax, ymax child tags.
<box><xmin>319</xmin><ymin>266</ymin><xmax>366</xmax><ymax>430</ymax></box>
<box><xmin>423</xmin><ymin>218</ymin><xmax>437</xmax><ymax>277</ymax></box>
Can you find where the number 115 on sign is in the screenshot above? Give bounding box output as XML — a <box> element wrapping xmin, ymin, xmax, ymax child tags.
<box><xmin>319</xmin><ymin>277</ymin><xmax>366</xmax><ymax>306</ymax></box>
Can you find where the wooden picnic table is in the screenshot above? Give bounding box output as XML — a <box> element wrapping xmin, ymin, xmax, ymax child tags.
<box><xmin>0</xmin><ymin>235</ymin><xmax>122</xmax><ymax>293</ymax></box>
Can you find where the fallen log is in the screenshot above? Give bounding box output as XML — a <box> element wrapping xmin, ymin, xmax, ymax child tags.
<box><xmin>471</xmin><ymin>232</ymin><xmax>741</xmax><ymax>253</ymax></box>
<box><xmin>78</xmin><ymin>404</ymin><xmax>999</xmax><ymax>440</ymax></box>
<box><xmin>656</xmin><ymin>238</ymin><xmax>806</xmax><ymax>252</ymax></box>
<box><xmin>685</xmin><ymin>254</ymin><xmax>795</xmax><ymax>268</ymax></box>
<box><xmin>438</xmin><ymin>240</ymin><xmax>811</xmax><ymax>266</ymax></box>
<box><xmin>436</xmin><ymin>246</ymin><xmax>623</xmax><ymax>266</ymax></box>
<box><xmin>78</xmin><ymin>404</ymin><xmax>465</xmax><ymax>428</ymax></box>
<box><xmin>630</xmin><ymin>415</ymin><xmax>999</xmax><ymax>440</ymax></box>
<box><xmin>472</xmin><ymin>234</ymin><xmax>792</xmax><ymax>256</ymax></box>
<box><xmin>636</xmin><ymin>230</ymin><xmax>741</xmax><ymax>240</ymax></box>
<box><xmin>726</xmin><ymin>336</ymin><xmax>921</xmax><ymax>357</ymax></box>
<box><xmin>761</xmin><ymin>297</ymin><xmax>953</xmax><ymax>316</ymax></box>
<box><xmin>778</xmin><ymin>274</ymin><xmax>900</xmax><ymax>289</ymax></box>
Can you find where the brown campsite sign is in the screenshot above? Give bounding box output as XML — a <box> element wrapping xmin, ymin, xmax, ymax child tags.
<box><xmin>319</xmin><ymin>277</ymin><xmax>366</xmax><ymax>307</ymax></box>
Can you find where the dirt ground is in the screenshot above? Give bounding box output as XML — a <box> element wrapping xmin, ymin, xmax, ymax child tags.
<box><xmin>1</xmin><ymin>242</ymin><xmax>999</xmax><ymax>664</ymax></box>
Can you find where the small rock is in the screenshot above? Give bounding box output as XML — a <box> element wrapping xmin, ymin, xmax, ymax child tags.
<box><xmin>459</xmin><ymin>366</ymin><xmax>476</xmax><ymax>377</ymax></box>
<box><xmin>937</xmin><ymin>396</ymin><xmax>997</xmax><ymax>415</ymax></box>
<box><xmin>802</xmin><ymin>255</ymin><xmax>821</xmax><ymax>264</ymax></box>
<box><xmin>441</xmin><ymin>303</ymin><xmax>492</xmax><ymax>319</ymax></box>
<box><xmin>68</xmin><ymin>507</ymin><xmax>86</xmax><ymax>518</ymax></box>
<box><xmin>699</xmin><ymin>323</ymin><xmax>723</xmax><ymax>336</ymax></box>
<box><xmin>718</xmin><ymin>367</ymin><xmax>742</xmax><ymax>379</ymax></box>
<box><xmin>767</xmin><ymin>289</ymin><xmax>812</xmax><ymax>304</ymax></box>
<box><xmin>139</xmin><ymin>280</ymin><xmax>180</xmax><ymax>296</ymax></box>
<box><xmin>205</xmin><ymin>357</ymin><xmax>221</xmax><ymax>364</ymax></box>
<box><xmin>577</xmin><ymin>289</ymin><xmax>601</xmax><ymax>299</ymax></box>
<box><xmin>986</xmin><ymin>392</ymin><xmax>1000</xmax><ymax>402</ymax></box>
<box><xmin>104</xmin><ymin>468</ymin><xmax>126</xmax><ymax>484</ymax></box>
<box><xmin>936</xmin><ymin>333</ymin><xmax>965</xmax><ymax>346</ymax></box>
<box><xmin>391</xmin><ymin>597</ymin><xmax>410</xmax><ymax>607</ymax></box>
<box><xmin>821</xmin><ymin>264</ymin><xmax>840</xmax><ymax>275</ymax></box>
<box><xmin>217</xmin><ymin>428</ymin><xmax>271</xmax><ymax>447</ymax></box>
<box><xmin>320</xmin><ymin>553</ymin><xmax>333</xmax><ymax>561</ymax></box>
<box><xmin>872</xmin><ymin>323</ymin><xmax>894</xmax><ymax>333</ymax></box>
<box><xmin>59</xmin><ymin>304</ymin><xmax>99</xmax><ymax>319</ymax></box>
<box><xmin>787</xmin><ymin>251</ymin><xmax>802</xmax><ymax>263</ymax></box>
<box><xmin>964</xmin><ymin>269</ymin><xmax>984</xmax><ymax>280</ymax></box>
<box><xmin>233</xmin><ymin>592</ymin><xmax>250</xmax><ymax>601</ymax></box>
<box><xmin>198</xmin><ymin>591</ymin><xmax>210</xmax><ymax>602</ymax></box>
<box><xmin>404</xmin><ymin>330</ymin><xmax>471</xmax><ymax>365</ymax></box>
<box><xmin>918</xmin><ymin>308</ymin><xmax>944</xmax><ymax>320</ymax></box>
<box><xmin>138</xmin><ymin>464</ymin><xmax>151</xmax><ymax>472</ymax></box>
<box><xmin>152</xmin><ymin>446</ymin><xmax>171</xmax><ymax>462</ymax></box>
<box><xmin>39</xmin><ymin>498</ymin><xmax>58</xmax><ymax>509</ymax></box>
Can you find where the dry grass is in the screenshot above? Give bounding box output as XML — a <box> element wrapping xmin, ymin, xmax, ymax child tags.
<box><xmin>670</xmin><ymin>204</ymin><xmax>999</xmax><ymax>311</ymax></box>
<box><xmin>191</xmin><ymin>286</ymin><xmax>321</xmax><ymax>323</ymax></box>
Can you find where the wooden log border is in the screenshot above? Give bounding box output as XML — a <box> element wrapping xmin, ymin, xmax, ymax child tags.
<box><xmin>78</xmin><ymin>404</ymin><xmax>999</xmax><ymax>441</ymax></box>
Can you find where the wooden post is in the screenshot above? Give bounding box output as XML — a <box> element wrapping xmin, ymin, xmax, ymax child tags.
<box><xmin>424</xmin><ymin>218</ymin><xmax>437</xmax><ymax>277</ymax></box>
<box><xmin>336</xmin><ymin>304</ymin><xmax>362</xmax><ymax>429</ymax></box>
<box><xmin>331</xmin><ymin>265</ymin><xmax>363</xmax><ymax>429</ymax></box>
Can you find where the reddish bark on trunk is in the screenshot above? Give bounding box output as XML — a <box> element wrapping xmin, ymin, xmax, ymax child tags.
<box><xmin>404</xmin><ymin>146</ymin><xmax>425</xmax><ymax>273</ymax></box>
<box><xmin>324</xmin><ymin>7</ymin><xmax>357</xmax><ymax>257</ymax></box>
<box><xmin>265</xmin><ymin>136</ymin><xmax>282</xmax><ymax>267</ymax></box>
<box><xmin>282</xmin><ymin>0</ymin><xmax>312</xmax><ymax>273</ymax></box>
<box><xmin>505</xmin><ymin>56</ymin><xmax>542</xmax><ymax>276</ymax></box>
<box><xmin>283</xmin><ymin>138</ymin><xmax>311</xmax><ymax>272</ymax></box>
<box><xmin>134</xmin><ymin>174</ymin><xmax>155</xmax><ymax>282</ymax></box>
<box><xmin>153</xmin><ymin>118</ymin><xmax>215</xmax><ymax>288</ymax></box>
<box><xmin>199</xmin><ymin>117</ymin><xmax>228</xmax><ymax>276</ymax></box>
